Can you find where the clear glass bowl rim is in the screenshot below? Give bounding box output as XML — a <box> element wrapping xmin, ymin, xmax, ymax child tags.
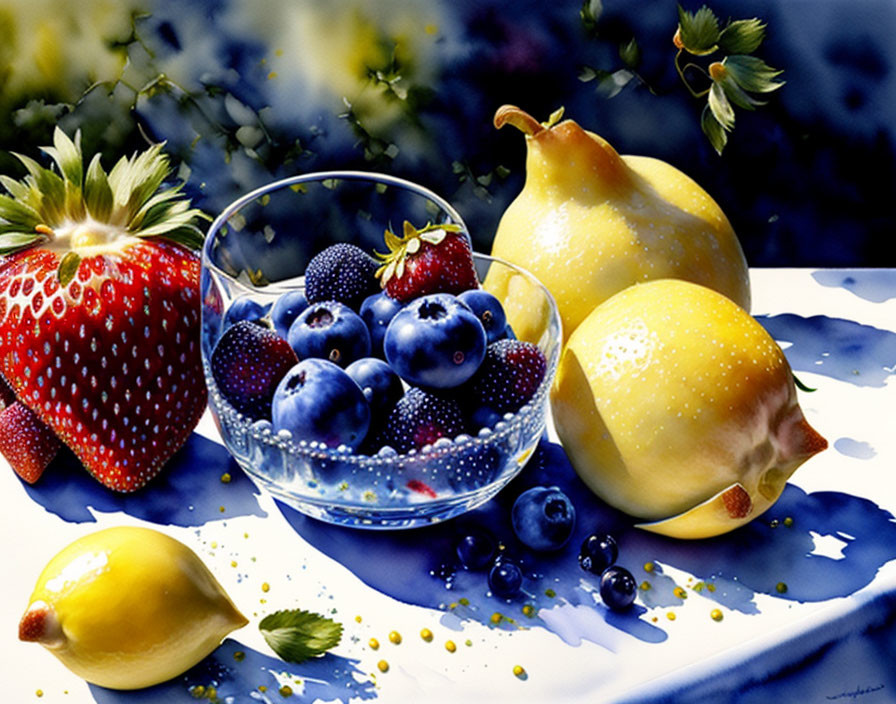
<box><xmin>202</xmin><ymin>170</ymin><xmax>467</xmax><ymax>293</ymax></box>
<box><xmin>201</xmin><ymin>169</ymin><xmax>562</xmax><ymax>475</ymax></box>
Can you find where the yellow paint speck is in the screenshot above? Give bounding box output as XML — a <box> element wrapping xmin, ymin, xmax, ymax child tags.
<box><xmin>420</xmin><ymin>628</ymin><xmax>433</xmax><ymax>642</ymax></box>
<box><xmin>388</xmin><ymin>630</ymin><xmax>402</xmax><ymax>645</ymax></box>
<box><xmin>377</xmin><ymin>660</ymin><xmax>389</xmax><ymax>673</ymax></box>
<box><xmin>445</xmin><ymin>640</ymin><xmax>457</xmax><ymax>653</ymax></box>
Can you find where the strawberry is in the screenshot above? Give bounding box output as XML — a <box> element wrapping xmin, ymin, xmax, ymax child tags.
<box><xmin>0</xmin><ymin>128</ymin><xmax>207</xmax><ymax>491</ymax></box>
<box><xmin>374</xmin><ymin>221</ymin><xmax>478</xmax><ymax>303</ymax></box>
<box><xmin>0</xmin><ymin>402</ymin><xmax>61</xmax><ymax>484</ymax></box>
<box><xmin>0</xmin><ymin>373</ymin><xmax>15</xmax><ymax>409</ymax></box>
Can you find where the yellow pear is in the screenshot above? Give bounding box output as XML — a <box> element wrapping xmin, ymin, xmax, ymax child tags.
<box><xmin>491</xmin><ymin>105</ymin><xmax>751</xmax><ymax>341</ymax></box>
<box><xmin>18</xmin><ymin>526</ymin><xmax>248</xmax><ymax>690</ymax></box>
<box><xmin>550</xmin><ymin>279</ymin><xmax>827</xmax><ymax>539</ymax></box>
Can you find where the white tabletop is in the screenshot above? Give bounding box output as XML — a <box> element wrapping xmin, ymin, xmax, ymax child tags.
<box><xmin>3</xmin><ymin>268</ymin><xmax>895</xmax><ymax>703</ymax></box>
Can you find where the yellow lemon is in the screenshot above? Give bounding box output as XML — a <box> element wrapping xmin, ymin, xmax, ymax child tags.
<box><xmin>491</xmin><ymin>105</ymin><xmax>750</xmax><ymax>342</ymax></box>
<box><xmin>550</xmin><ymin>279</ymin><xmax>826</xmax><ymax>539</ymax></box>
<box><xmin>18</xmin><ymin>526</ymin><xmax>248</xmax><ymax>690</ymax></box>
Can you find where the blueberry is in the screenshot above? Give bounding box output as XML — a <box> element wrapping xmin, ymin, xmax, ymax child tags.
<box><xmin>288</xmin><ymin>301</ymin><xmax>371</xmax><ymax>368</ymax></box>
<box><xmin>359</xmin><ymin>292</ymin><xmax>404</xmax><ymax>358</ymax></box>
<box><xmin>456</xmin><ymin>529</ymin><xmax>498</xmax><ymax>570</ymax></box>
<box><xmin>224</xmin><ymin>295</ymin><xmax>270</xmax><ymax>328</ymax></box>
<box><xmin>578</xmin><ymin>533</ymin><xmax>619</xmax><ymax>575</ymax></box>
<box><xmin>345</xmin><ymin>357</ymin><xmax>404</xmax><ymax>417</ymax></box>
<box><xmin>458</xmin><ymin>290</ymin><xmax>507</xmax><ymax>344</ymax></box>
<box><xmin>270</xmin><ymin>290</ymin><xmax>309</xmax><ymax>339</ymax></box>
<box><xmin>488</xmin><ymin>559</ymin><xmax>523</xmax><ymax>598</ymax></box>
<box><xmin>469</xmin><ymin>405</ymin><xmax>503</xmax><ymax>432</ymax></box>
<box><xmin>384</xmin><ymin>293</ymin><xmax>486</xmax><ymax>389</ymax></box>
<box><xmin>599</xmin><ymin>566</ymin><xmax>637</xmax><ymax>612</ymax></box>
<box><xmin>272</xmin><ymin>358</ymin><xmax>370</xmax><ymax>449</ymax></box>
<box><xmin>511</xmin><ymin>486</ymin><xmax>576</xmax><ymax>552</ymax></box>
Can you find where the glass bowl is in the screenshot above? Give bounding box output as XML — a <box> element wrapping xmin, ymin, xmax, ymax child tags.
<box><xmin>200</xmin><ymin>171</ymin><xmax>561</xmax><ymax>529</ymax></box>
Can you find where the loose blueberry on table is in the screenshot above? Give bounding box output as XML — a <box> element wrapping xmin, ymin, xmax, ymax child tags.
<box><xmin>488</xmin><ymin>559</ymin><xmax>524</xmax><ymax>598</ymax></box>
<box><xmin>511</xmin><ymin>486</ymin><xmax>577</xmax><ymax>552</ymax></box>
<box><xmin>578</xmin><ymin>533</ymin><xmax>619</xmax><ymax>575</ymax></box>
<box><xmin>456</xmin><ymin>528</ymin><xmax>499</xmax><ymax>570</ymax></box>
<box><xmin>599</xmin><ymin>566</ymin><xmax>637</xmax><ymax>612</ymax></box>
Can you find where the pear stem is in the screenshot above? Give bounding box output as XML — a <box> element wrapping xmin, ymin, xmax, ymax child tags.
<box><xmin>494</xmin><ymin>105</ymin><xmax>544</xmax><ymax>136</ymax></box>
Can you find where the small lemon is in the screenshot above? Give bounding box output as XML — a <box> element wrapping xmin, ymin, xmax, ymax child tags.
<box><xmin>18</xmin><ymin>526</ymin><xmax>248</xmax><ymax>690</ymax></box>
<box><xmin>551</xmin><ymin>279</ymin><xmax>827</xmax><ymax>539</ymax></box>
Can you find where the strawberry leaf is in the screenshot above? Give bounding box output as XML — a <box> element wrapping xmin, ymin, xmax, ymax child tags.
<box><xmin>259</xmin><ymin>609</ymin><xmax>342</xmax><ymax>664</ymax></box>
<box><xmin>84</xmin><ymin>153</ymin><xmax>114</xmax><ymax>223</ymax></box>
<box><xmin>0</xmin><ymin>232</ymin><xmax>48</xmax><ymax>255</ymax></box>
<box><xmin>41</xmin><ymin>128</ymin><xmax>83</xmax><ymax>189</ymax></box>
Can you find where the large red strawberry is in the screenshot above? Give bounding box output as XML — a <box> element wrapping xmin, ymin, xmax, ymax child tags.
<box><xmin>0</xmin><ymin>128</ymin><xmax>208</xmax><ymax>491</ymax></box>
<box><xmin>374</xmin><ymin>221</ymin><xmax>478</xmax><ymax>302</ymax></box>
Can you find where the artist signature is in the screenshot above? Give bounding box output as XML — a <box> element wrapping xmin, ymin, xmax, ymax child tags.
<box><xmin>826</xmin><ymin>684</ymin><xmax>886</xmax><ymax>700</ymax></box>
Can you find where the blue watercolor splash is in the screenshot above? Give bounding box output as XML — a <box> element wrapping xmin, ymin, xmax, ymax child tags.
<box><xmin>834</xmin><ymin>437</ymin><xmax>878</xmax><ymax>459</ymax></box>
<box><xmin>22</xmin><ymin>433</ymin><xmax>266</xmax><ymax>526</ymax></box>
<box><xmin>812</xmin><ymin>269</ymin><xmax>896</xmax><ymax>303</ymax></box>
<box><xmin>757</xmin><ymin>314</ymin><xmax>896</xmax><ymax>387</ymax></box>
<box><xmin>278</xmin><ymin>438</ymin><xmax>896</xmax><ymax>648</ymax></box>
<box><xmin>87</xmin><ymin>638</ymin><xmax>376</xmax><ymax>704</ymax></box>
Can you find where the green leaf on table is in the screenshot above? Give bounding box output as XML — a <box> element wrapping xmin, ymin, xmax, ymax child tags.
<box><xmin>259</xmin><ymin>609</ymin><xmax>343</xmax><ymax>664</ymax></box>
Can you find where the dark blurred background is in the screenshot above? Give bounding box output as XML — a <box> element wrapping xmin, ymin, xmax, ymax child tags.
<box><xmin>0</xmin><ymin>0</ymin><xmax>893</xmax><ymax>266</ymax></box>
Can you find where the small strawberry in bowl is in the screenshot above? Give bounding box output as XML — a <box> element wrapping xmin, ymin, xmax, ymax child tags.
<box><xmin>375</xmin><ymin>220</ymin><xmax>478</xmax><ymax>302</ymax></box>
<box><xmin>0</xmin><ymin>129</ymin><xmax>208</xmax><ymax>491</ymax></box>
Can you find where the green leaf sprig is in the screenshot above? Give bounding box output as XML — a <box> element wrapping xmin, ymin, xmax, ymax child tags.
<box><xmin>674</xmin><ymin>4</ymin><xmax>784</xmax><ymax>154</ymax></box>
<box><xmin>259</xmin><ymin>609</ymin><xmax>343</xmax><ymax>664</ymax></box>
<box><xmin>578</xmin><ymin>0</ymin><xmax>654</xmax><ymax>98</ymax></box>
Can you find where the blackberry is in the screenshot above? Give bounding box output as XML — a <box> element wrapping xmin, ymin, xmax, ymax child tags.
<box><xmin>467</xmin><ymin>339</ymin><xmax>547</xmax><ymax>414</ymax></box>
<box><xmin>211</xmin><ymin>321</ymin><xmax>298</xmax><ymax>420</ymax></box>
<box><xmin>378</xmin><ymin>387</ymin><xmax>466</xmax><ymax>453</ymax></box>
<box><xmin>304</xmin><ymin>243</ymin><xmax>379</xmax><ymax>310</ymax></box>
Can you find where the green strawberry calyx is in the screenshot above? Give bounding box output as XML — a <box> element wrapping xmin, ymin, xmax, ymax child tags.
<box><xmin>374</xmin><ymin>220</ymin><xmax>464</xmax><ymax>286</ymax></box>
<box><xmin>0</xmin><ymin>128</ymin><xmax>207</xmax><ymax>285</ymax></box>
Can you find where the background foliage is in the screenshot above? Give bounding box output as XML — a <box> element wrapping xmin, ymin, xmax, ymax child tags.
<box><xmin>0</xmin><ymin>0</ymin><xmax>893</xmax><ymax>266</ymax></box>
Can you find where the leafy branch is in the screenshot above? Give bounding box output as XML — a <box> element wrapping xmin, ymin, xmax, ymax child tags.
<box><xmin>674</xmin><ymin>5</ymin><xmax>784</xmax><ymax>154</ymax></box>
<box><xmin>578</xmin><ymin>1</ymin><xmax>654</xmax><ymax>98</ymax></box>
